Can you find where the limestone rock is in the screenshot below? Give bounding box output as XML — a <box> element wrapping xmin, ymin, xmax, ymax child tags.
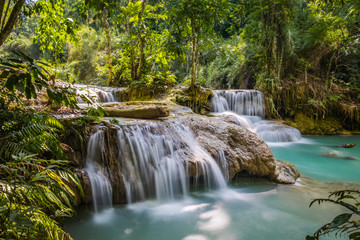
<box><xmin>103</xmin><ymin>105</ymin><xmax>169</xmax><ymax>119</ymax></box>
<box><xmin>74</xmin><ymin>169</ymin><xmax>92</xmax><ymax>204</ymax></box>
<box><xmin>273</xmin><ymin>160</ymin><xmax>300</xmax><ymax>184</ymax></box>
<box><xmin>178</xmin><ymin>115</ymin><xmax>277</xmax><ymax>180</ymax></box>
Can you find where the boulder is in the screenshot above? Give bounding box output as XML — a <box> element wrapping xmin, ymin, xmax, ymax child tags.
<box><xmin>272</xmin><ymin>160</ymin><xmax>300</xmax><ymax>184</ymax></box>
<box><xmin>178</xmin><ymin>115</ymin><xmax>278</xmax><ymax>181</ymax></box>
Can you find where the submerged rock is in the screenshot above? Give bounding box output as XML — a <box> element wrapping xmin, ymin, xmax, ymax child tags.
<box><xmin>331</xmin><ymin>144</ymin><xmax>356</xmax><ymax>148</ymax></box>
<box><xmin>321</xmin><ymin>152</ymin><xmax>357</xmax><ymax>160</ymax></box>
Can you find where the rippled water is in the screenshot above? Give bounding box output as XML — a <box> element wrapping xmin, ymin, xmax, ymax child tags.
<box><xmin>66</xmin><ymin>136</ymin><xmax>360</xmax><ymax>240</ymax></box>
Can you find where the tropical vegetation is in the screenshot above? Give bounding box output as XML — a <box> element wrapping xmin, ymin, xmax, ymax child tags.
<box><xmin>1</xmin><ymin>0</ymin><xmax>360</xmax><ymax>239</ymax></box>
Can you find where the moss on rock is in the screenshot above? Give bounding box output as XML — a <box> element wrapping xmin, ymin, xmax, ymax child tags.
<box><xmin>167</xmin><ymin>85</ymin><xmax>213</xmax><ymax>114</ymax></box>
<box><xmin>288</xmin><ymin>112</ymin><xmax>343</xmax><ymax>135</ymax></box>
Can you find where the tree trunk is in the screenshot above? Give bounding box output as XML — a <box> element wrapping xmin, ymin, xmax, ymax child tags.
<box><xmin>277</xmin><ymin>45</ymin><xmax>284</xmax><ymax>79</ymax></box>
<box><xmin>135</xmin><ymin>0</ymin><xmax>148</xmax><ymax>82</ymax></box>
<box><xmin>0</xmin><ymin>1</ymin><xmax>5</xmax><ymax>27</ymax></box>
<box><xmin>103</xmin><ymin>7</ymin><xmax>113</xmax><ymax>86</ymax></box>
<box><xmin>0</xmin><ymin>0</ymin><xmax>10</xmax><ymax>31</ymax></box>
<box><xmin>136</xmin><ymin>36</ymin><xmax>145</xmax><ymax>81</ymax></box>
<box><xmin>190</xmin><ymin>17</ymin><xmax>196</xmax><ymax>89</ymax></box>
<box><xmin>326</xmin><ymin>52</ymin><xmax>336</xmax><ymax>90</ymax></box>
<box><xmin>0</xmin><ymin>0</ymin><xmax>25</xmax><ymax>46</ymax></box>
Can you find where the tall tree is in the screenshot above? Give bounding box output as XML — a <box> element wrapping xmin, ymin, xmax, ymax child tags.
<box><xmin>304</xmin><ymin>0</ymin><xmax>360</xmax><ymax>90</ymax></box>
<box><xmin>115</xmin><ymin>0</ymin><xmax>176</xmax><ymax>93</ymax></box>
<box><xmin>84</xmin><ymin>0</ymin><xmax>117</xmax><ymax>86</ymax></box>
<box><xmin>165</xmin><ymin>0</ymin><xmax>228</xmax><ymax>89</ymax></box>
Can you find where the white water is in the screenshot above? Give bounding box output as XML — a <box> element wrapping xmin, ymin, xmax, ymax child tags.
<box><xmin>74</xmin><ymin>84</ymin><xmax>118</xmax><ymax>104</ymax></box>
<box><xmin>212</xmin><ymin>90</ymin><xmax>265</xmax><ymax>117</ymax></box>
<box><xmin>85</xmin><ymin>131</ymin><xmax>113</xmax><ymax>212</ymax></box>
<box><xmin>212</xmin><ymin>90</ymin><xmax>302</xmax><ymax>143</ymax></box>
<box><xmin>118</xmin><ymin>122</ymin><xmax>227</xmax><ymax>203</ymax></box>
<box><xmin>217</xmin><ymin>151</ymin><xmax>229</xmax><ymax>181</ymax></box>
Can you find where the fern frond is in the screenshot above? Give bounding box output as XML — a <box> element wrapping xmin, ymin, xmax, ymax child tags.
<box><xmin>13</xmin><ymin>124</ymin><xmax>55</xmax><ymax>140</ymax></box>
<box><xmin>32</xmin><ymin>210</ymin><xmax>74</xmax><ymax>240</ymax></box>
<box><xmin>0</xmin><ymin>141</ymin><xmax>31</xmax><ymax>160</ymax></box>
<box><xmin>31</xmin><ymin>114</ymin><xmax>64</xmax><ymax>131</ymax></box>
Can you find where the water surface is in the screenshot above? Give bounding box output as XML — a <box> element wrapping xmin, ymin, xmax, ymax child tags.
<box><xmin>66</xmin><ymin>136</ymin><xmax>360</xmax><ymax>240</ymax></box>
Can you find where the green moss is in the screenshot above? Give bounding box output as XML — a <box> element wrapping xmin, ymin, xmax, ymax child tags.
<box><xmin>289</xmin><ymin>112</ymin><xmax>343</xmax><ymax>135</ymax></box>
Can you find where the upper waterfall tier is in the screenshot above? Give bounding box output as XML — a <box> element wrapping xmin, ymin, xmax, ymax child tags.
<box><xmin>211</xmin><ymin>90</ymin><xmax>302</xmax><ymax>143</ymax></box>
<box><xmin>212</xmin><ymin>90</ymin><xmax>265</xmax><ymax>118</ymax></box>
<box><xmin>69</xmin><ymin>84</ymin><xmax>128</xmax><ymax>104</ymax></box>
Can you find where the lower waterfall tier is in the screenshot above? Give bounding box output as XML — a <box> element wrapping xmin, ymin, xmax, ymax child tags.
<box><xmin>68</xmin><ymin>114</ymin><xmax>299</xmax><ymax>206</ymax></box>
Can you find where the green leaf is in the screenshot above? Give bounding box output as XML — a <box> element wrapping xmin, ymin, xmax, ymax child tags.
<box><xmin>5</xmin><ymin>74</ymin><xmax>19</xmax><ymax>92</ymax></box>
<box><xmin>11</xmin><ymin>50</ymin><xmax>33</xmax><ymax>63</ymax></box>
<box><xmin>96</xmin><ymin>106</ymin><xmax>106</xmax><ymax>118</ymax></box>
<box><xmin>330</xmin><ymin>213</ymin><xmax>352</xmax><ymax>227</ymax></box>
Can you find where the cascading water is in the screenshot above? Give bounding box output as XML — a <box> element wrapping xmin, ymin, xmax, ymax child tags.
<box><xmin>212</xmin><ymin>90</ymin><xmax>302</xmax><ymax>143</ymax></box>
<box><xmin>212</xmin><ymin>90</ymin><xmax>265</xmax><ymax>117</ymax></box>
<box><xmin>217</xmin><ymin>150</ymin><xmax>229</xmax><ymax>181</ymax></box>
<box><xmin>74</xmin><ymin>84</ymin><xmax>117</xmax><ymax>104</ymax></box>
<box><xmin>117</xmin><ymin>122</ymin><xmax>227</xmax><ymax>203</ymax></box>
<box><xmin>85</xmin><ymin>131</ymin><xmax>113</xmax><ymax>211</ymax></box>
<box><xmin>97</xmin><ymin>89</ymin><xmax>115</xmax><ymax>102</ymax></box>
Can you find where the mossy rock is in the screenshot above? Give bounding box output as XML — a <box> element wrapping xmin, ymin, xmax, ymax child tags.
<box><xmin>167</xmin><ymin>85</ymin><xmax>213</xmax><ymax>114</ymax></box>
<box><xmin>289</xmin><ymin>112</ymin><xmax>342</xmax><ymax>135</ymax></box>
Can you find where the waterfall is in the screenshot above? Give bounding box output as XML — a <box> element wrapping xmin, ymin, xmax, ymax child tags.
<box><xmin>212</xmin><ymin>90</ymin><xmax>302</xmax><ymax>143</ymax></box>
<box><xmin>97</xmin><ymin>90</ymin><xmax>115</xmax><ymax>102</ymax></box>
<box><xmin>212</xmin><ymin>90</ymin><xmax>265</xmax><ymax>117</ymax></box>
<box><xmin>85</xmin><ymin>131</ymin><xmax>113</xmax><ymax>211</ymax></box>
<box><xmin>117</xmin><ymin>122</ymin><xmax>227</xmax><ymax>203</ymax></box>
<box><xmin>74</xmin><ymin>84</ymin><xmax>117</xmax><ymax>104</ymax></box>
<box><xmin>218</xmin><ymin>150</ymin><xmax>229</xmax><ymax>181</ymax></box>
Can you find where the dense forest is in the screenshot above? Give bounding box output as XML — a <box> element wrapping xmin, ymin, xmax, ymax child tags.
<box><xmin>1</xmin><ymin>0</ymin><xmax>360</xmax><ymax>132</ymax></box>
<box><xmin>1</xmin><ymin>0</ymin><xmax>360</xmax><ymax>239</ymax></box>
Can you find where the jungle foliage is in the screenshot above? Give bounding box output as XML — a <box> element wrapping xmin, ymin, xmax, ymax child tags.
<box><xmin>2</xmin><ymin>0</ymin><xmax>359</xmax><ymax>95</ymax></box>
<box><xmin>2</xmin><ymin>0</ymin><xmax>359</xmax><ymax>122</ymax></box>
<box><xmin>0</xmin><ymin>0</ymin><xmax>360</xmax><ymax>239</ymax></box>
<box><xmin>0</xmin><ymin>43</ymin><xmax>84</xmax><ymax>239</ymax></box>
